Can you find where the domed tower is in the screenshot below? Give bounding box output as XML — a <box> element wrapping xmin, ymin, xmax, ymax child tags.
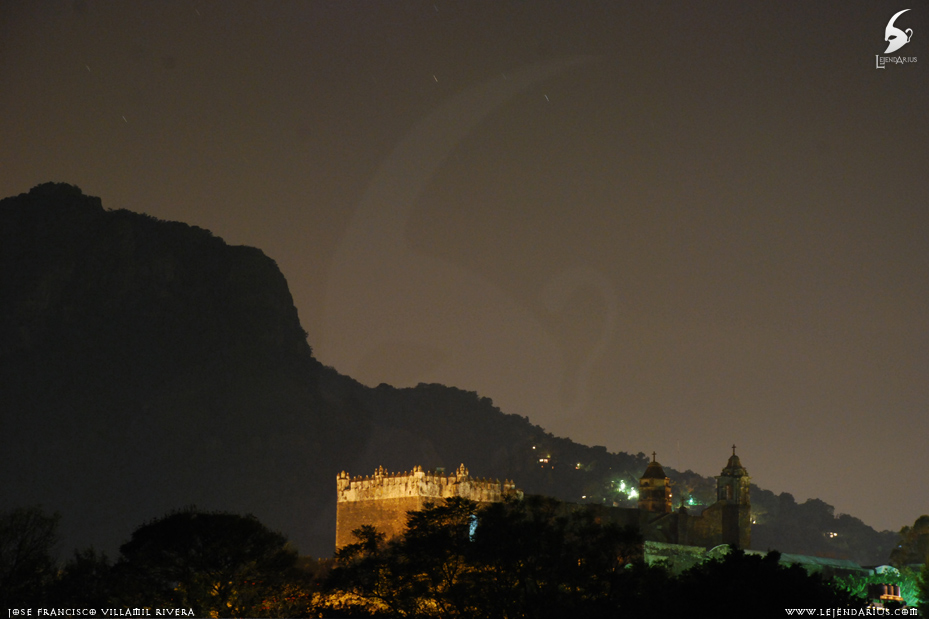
<box><xmin>638</xmin><ymin>452</ymin><xmax>672</xmax><ymax>513</ymax></box>
<box><xmin>716</xmin><ymin>445</ymin><xmax>751</xmax><ymax>548</ymax></box>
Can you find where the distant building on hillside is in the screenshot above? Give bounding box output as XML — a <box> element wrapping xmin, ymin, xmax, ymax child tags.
<box><xmin>334</xmin><ymin>464</ymin><xmax>520</xmax><ymax>550</ymax></box>
<box><xmin>334</xmin><ymin>448</ymin><xmax>752</xmax><ymax>552</ymax></box>
<box><xmin>606</xmin><ymin>447</ymin><xmax>752</xmax><ymax>550</ymax></box>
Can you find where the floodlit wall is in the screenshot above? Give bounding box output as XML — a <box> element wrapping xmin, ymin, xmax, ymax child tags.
<box><xmin>335</xmin><ymin>464</ymin><xmax>519</xmax><ymax>550</ymax></box>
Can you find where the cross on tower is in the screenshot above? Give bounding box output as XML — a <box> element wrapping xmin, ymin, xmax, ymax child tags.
<box><xmin>732</xmin><ymin>444</ymin><xmax>737</xmax><ymax>456</ymax></box>
<box><xmin>652</xmin><ymin>451</ymin><xmax>657</xmax><ymax>462</ymax></box>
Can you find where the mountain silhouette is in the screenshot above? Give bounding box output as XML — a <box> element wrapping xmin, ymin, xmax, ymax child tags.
<box><xmin>0</xmin><ymin>184</ymin><xmax>896</xmax><ymax>563</ymax></box>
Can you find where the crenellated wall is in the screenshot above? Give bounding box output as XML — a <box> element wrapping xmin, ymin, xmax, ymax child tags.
<box><xmin>335</xmin><ymin>455</ymin><xmax>751</xmax><ymax>553</ymax></box>
<box><xmin>335</xmin><ymin>464</ymin><xmax>520</xmax><ymax>550</ymax></box>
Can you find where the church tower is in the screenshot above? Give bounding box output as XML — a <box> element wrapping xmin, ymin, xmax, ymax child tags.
<box><xmin>638</xmin><ymin>452</ymin><xmax>672</xmax><ymax>513</ymax></box>
<box><xmin>716</xmin><ymin>445</ymin><xmax>751</xmax><ymax>548</ymax></box>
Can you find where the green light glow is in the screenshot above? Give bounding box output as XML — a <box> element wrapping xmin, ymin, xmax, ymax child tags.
<box><xmin>610</xmin><ymin>479</ymin><xmax>638</xmax><ymax>501</ymax></box>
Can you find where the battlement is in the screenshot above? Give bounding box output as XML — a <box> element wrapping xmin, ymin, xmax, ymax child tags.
<box><xmin>336</xmin><ymin>464</ymin><xmax>519</xmax><ymax>504</ymax></box>
<box><xmin>335</xmin><ymin>451</ymin><xmax>751</xmax><ymax>553</ymax></box>
<box><xmin>334</xmin><ymin>463</ymin><xmax>521</xmax><ymax>550</ymax></box>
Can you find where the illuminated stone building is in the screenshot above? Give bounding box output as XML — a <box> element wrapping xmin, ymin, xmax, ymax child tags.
<box><xmin>334</xmin><ymin>449</ymin><xmax>751</xmax><ymax>553</ymax></box>
<box><xmin>335</xmin><ymin>464</ymin><xmax>520</xmax><ymax>550</ymax></box>
<box><xmin>603</xmin><ymin>447</ymin><xmax>752</xmax><ymax>550</ymax></box>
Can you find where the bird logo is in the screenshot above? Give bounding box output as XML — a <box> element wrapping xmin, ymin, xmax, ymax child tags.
<box><xmin>884</xmin><ymin>9</ymin><xmax>913</xmax><ymax>54</ymax></box>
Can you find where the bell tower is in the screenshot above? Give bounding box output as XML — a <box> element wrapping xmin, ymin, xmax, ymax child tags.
<box><xmin>638</xmin><ymin>452</ymin><xmax>672</xmax><ymax>513</ymax></box>
<box><xmin>716</xmin><ymin>445</ymin><xmax>751</xmax><ymax>548</ymax></box>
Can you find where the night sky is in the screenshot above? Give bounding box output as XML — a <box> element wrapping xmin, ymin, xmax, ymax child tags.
<box><xmin>2</xmin><ymin>1</ymin><xmax>927</xmax><ymax>533</ymax></box>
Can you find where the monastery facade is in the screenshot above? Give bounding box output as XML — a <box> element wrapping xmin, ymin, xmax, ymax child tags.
<box><xmin>335</xmin><ymin>450</ymin><xmax>751</xmax><ymax>553</ymax></box>
<box><xmin>619</xmin><ymin>447</ymin><xmax>752</xmax><ymax>550</ymax></box>
<box><xmin>335</xmin><ymin>464</ymin><xmax>520</xmax><ymax>550</ymax></box>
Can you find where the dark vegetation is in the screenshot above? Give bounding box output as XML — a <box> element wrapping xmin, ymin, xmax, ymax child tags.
<box><xmin>0</xmin><ymin>184</ymin><xmax>903</xmax><ymax>563</ymax></box>
<box><xmin>1</xmin><ymin>506</ymin><xmax>321</xmax><ymax>617</ymax></box>
<box><xmin>8</xmin><ymin>504</ymin><xmax>924</xmax><ymax>617</ymax></box>
<box><xmin>892</xmin><ymin>515</ymin><xmax>929</xmax><ymax>567</ymax></box>
<box><xmin>328</xmin><ymin>496</ymin><xmax>648</xmax><ymax>617</ymax></box>
<box><xmin>0</xmin><ymin>507</ymin><xmax>60</xmax><ymax>609</ymax></box>
<box><xmin>327</xmin><ymin>497</ymin><xmax>863</xmax><ymax>617</ymax></box>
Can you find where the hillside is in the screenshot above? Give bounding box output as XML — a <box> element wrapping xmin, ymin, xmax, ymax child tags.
<box><xmin>0</xmin><ymin>184</ymin><xmax>898</xmax><ymax>563</ymax></box>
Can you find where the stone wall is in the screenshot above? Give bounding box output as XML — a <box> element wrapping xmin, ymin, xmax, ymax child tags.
<box><xmin>680</xmin><ymin>506</ymin><xmax>723</xmax><ymax>548</ymax></box>
<box><xmin>334</xmin><ymin>460</ymin><xmax>751</xmax><ymax>553</ymax></box>
<box><xmin>336</xmin><ymin>495</ymin><xmax>427</xmax><ymax>550</ymax></box>
<box><xmin>335</xmin><ymin>464</ymin><xmax>519</xmax><ymax>550</ymax></box>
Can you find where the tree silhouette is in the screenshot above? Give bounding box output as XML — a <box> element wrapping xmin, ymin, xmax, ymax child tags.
<box><xmin>49</xmin><ymin>547</ymin><xmax>113</xmax><ymax>607</ymax></box>
<box><xmin>917</xmin><ymin>559</ymin><xmax>929</xmax><ymax>614</ymax></box>
<box><xmin>324</xmin><ymin>496</ymin><xmax>647</xmax><ymax>618</ymax></box>
<box><xmin>891</xmin><ymin>515</ymin><xmax>929</xmax><ymax>567</ymax></box>
<box><xmin>325</xmin><ymin>498</ymin><xmax>873</xmax><ymax>617</ymax></box>
<box><xmin>0</xmin><ymin>506</ymin><xmax>60</xmax><ymax>608</ymax></box>
<box><xmin>113</xmin><ymin>509</ymin><xmax>298</xmax><ymax>617</ymax></box>
<box><xmin>672</xmin><ymin>549</ymin><xmax>859</xmax><ymax>617</ymax></box>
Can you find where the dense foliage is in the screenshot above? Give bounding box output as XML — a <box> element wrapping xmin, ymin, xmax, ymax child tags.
<box><xmin>918</xmin><ymin>560</ymin><xmax>929</xmax><ymax>614</ymax></box>
<box><xmin>0</xmin><ymin>507</ymin><xmax>60</xmax><ymax>609</ymax></box>
<box><xmin>0</xmin><ymin>506</ymin><xmax>321</xmax><ymax>616</ymax></box>
<box><xmin>749</xmin><ymin>491</ymin><xmax>899</xmax><ymax>565</ymax></box>
<box><xmin>891</xmin><ymin>515</ymin><xmax>929</xmax><ymax>567</ymax></box>
<box><xmin>112</xmin><ymin>510</ymin><xmax>302</xmax><ymax>616</ymax></box>
<box><xmin>322</xmin><ymin>498</ymin><xmax>863</xmax><ymax>618</ymax></box>
<box><xmin>326</xmin><ymin>496</ymin><xmax>649</xmax><ymax>617</ymax></box>
<box><xmin>3</xmin><ymin>503</ymin><xmax>919</xmax><ymax>617</ymax></box>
